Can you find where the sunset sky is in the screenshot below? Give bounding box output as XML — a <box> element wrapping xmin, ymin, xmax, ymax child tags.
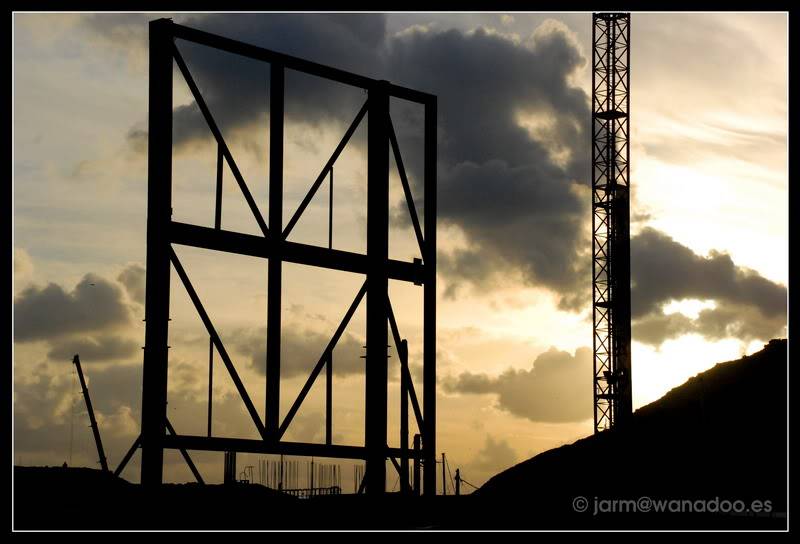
<box><xmin>12</xmin><ymin>12</ymin><xmax>788</xmax><ymax>490</ymax></box>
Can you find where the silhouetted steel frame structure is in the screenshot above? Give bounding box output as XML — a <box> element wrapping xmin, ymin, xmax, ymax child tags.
<box><xmin>140</xmin><ymin>19</ymin><xmax>437</xmax><ymax>495</ymax></box>
<box><xmin>591</xmin><ymin>13</ymin><xmax>632</xmax><ymax>433</ymax></box>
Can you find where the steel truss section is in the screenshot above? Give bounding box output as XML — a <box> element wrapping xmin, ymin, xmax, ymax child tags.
<box><xmin>140</xmin><ymin>19</ymin><xmax>437</xmax><ymax>495</ymax></box>
<box><xmin>591</xmin><ymin>13</ymin><xmax>632</xmax><ymax>433</ymax></box>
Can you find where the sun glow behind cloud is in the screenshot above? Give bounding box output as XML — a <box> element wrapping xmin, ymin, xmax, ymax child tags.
<box><xmin>13</xmin><ymin>12</ymin><xmax>787</xmax><ymax>487</ymax></box>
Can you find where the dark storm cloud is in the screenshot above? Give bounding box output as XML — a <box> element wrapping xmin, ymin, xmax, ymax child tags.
<box><xmin>100</xmin><ymin>14</ymin><xmax>591</xmax><ymax>300</ymax></box>
<box><xmin>87</xmin><ymin>14</ymin><xmax>785</xmax><ymax>348</ymax></box>
<box><xmin>633</xmin><ymin>304</ymin><xmax>787</xmax><ymax>347</ymax></box>
<box><xmin>435</xmin><ymin>160</ymin><xmax>587</xmax><ymax>297</ymax></box>
<box><xmin>628</xmin><ymin>228</ymin><xmax>787</xmax><ymax>346</ymax></box>
<box><xmin>631</xmin><ymin>227</ymin><xmax>785</xmax><ymax>319</ymax></box>
<box><xmin>390</xmin><ymin>24</ymin><xmax>589</xmax><ymax>179</ymax></box>
<box><xmin>46</xmin><ymin>335</ymin><xmax>140</xmax><ymax>363</ymax></box>
<box><xmin>117</xmin><ymin>263</ymin><xmax>146</xmax><ymax>305</ymax></box>
<box><xmin>389</xmin><ymin>24</ymin><xmax>592</xmax><ymax>301</ymax></box>
<box><xmin>629</xmin><ymin>227</ymin><xmax>786</xmax><ymax>345</ymax></box>
<box><xmin>631</xmin><ymin>312</ymin><xmax>695</xmax><ymax>346</ymax></box>
<box><xmin>14</xmin><ymin>274</ymin><xmax>133</xmax><ymax>342</ymax></box>
<box><xmin>154</xmin><ymin>13</ymin><xmax>387</xmax><ymax>152</ymax></box>
<box><xmin>690</xmin><ymin>304</ymin><xmax>787</xmax><ymax>341</ymax></box>
<box><xmin>444</xmin><ymin>346</ymin><xmax>593</xmax><ymax>423</ymax></box>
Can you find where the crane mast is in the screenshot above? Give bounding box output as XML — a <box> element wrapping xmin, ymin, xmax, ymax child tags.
<box><xmin>591</xmin><ymin>12</ymin><xmax>632</xmax><ymax>432</ymax></box>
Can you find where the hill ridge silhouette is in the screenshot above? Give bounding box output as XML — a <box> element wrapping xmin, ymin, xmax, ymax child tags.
<box><xmin>473</xmin><ymin>338</ymin><xmax>787</xmax><ymax>529</ymax></box>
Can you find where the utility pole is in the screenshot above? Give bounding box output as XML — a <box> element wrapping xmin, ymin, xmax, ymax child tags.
<box><xmin>72</xmin><ymin>355</ymin><xmax>109</xmax><ymax>472</ymax></box>
<box><xmin>591</xmin><ymin>12</ymin><xmax>633</xmax><ymax>432</ymax></box>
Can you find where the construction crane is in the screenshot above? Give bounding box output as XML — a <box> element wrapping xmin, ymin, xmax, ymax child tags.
<box><xmin>591</xmin><ymin>13</ymin><xmax>633</xmax><ymax>432</ymax></box>
<box><xmin>72</xmin><ymin>354</ymin><xmax>109</xmax><ymax>472</ymax></box>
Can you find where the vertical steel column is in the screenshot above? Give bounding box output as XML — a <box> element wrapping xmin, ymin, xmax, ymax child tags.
<box><xmin>207</xmin><ymin>338</ymin><xmax>213</xmax><ymax>436</ymax></box>
<box><xmin>413</xmin><ymin>433</ymin><xmax>421</xmax><ymax>496</ymax></box>
<box><xmin>141</xmin><ymin>18</ymin><xmax>173</xmax><ymax>486</ymax></box>
<box><xmin>608</xmin><ymin>12</ymin><xmax>632</xmax><ymax>428</ymax></box>
<box><xmin>399</xmin><ymin>339</ymin><xmax>410</xmax><ymax>494</ymax></box>
<box><xmin>326</xmin><ymin>170</ymin><xmax>333</xmax><ymax>445</ymax></box>
<box><xmin>328</xmin><ymin>167</ymin><xmax>334</xmax><ymax>248</ymax></box>
<box><xmin>364</xmin><ymin>80</ymin><xmax>390</xmax><ymax>495</ymax></box>
<box><xmin>215</xmin><ymin>144</ymin><xmax>223</xmax><ymax>229</ymax></box>
<box><xmin>423</xmin><ymin>97</ymin><xmax>437</xmax><ymax>496</ymax></box>
<box><xmin>326</xmin><ymin>352</ymin><xmax>333</xmax><ymax>445</ymax></box>
<box><xmin>211</xmin><ymin>141</ymin><xmax>222</xmax><ymax>438</ymax></box>
<box><xmin>617</xmin><ymin>13</ymin><xmax>633</xmax><ymax>424</ymax></box>
<box><xmin>224</xmin><ymin>451</ymin><xmax>236</xmax><ymax>484</ymax></box>
<box><xmin>266</xmin><ymin>63</ymin><xmax>284</xmax><ymax>438</ymax></box>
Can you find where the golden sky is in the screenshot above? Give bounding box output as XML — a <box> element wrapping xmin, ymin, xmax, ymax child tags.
<box><xmin>13</xmin><ymin>12</ymin><xmax>787</xmax><ymax>489</ymax></box>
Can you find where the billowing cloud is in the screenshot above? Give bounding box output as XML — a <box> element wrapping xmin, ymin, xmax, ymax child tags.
<box><xmin>14</xmin><ymin>274</ymin><xmax>133</xmax><ymax>342</ymax></box>
<box><xmin>117</xmin><ymin>263</ymin><xmax>145</xmax><ymax>305</ymax></box>
<box><xmin>470</xmin><ymin>435</ymin><xmax>518</xmax><ymax>473</ymax></box>
<box><xmin>630</xmin><ymin>228</ymin><xmax>786</xmax><ymax>345</ymax></box>
<box><xmin>230</xmin><ymin>326</ymin><xmax>366</xmax><ymax>379</ymax></box>
<box><xmin>633</xmin><ymin>303</ymin><xmax>787</xmax><ymax>347</ymax></box>
<box><xmin>14</xmin><ymin>358</ymin><xmax>260</xmax><ymax>480</ymax></box>
<box><xmin>150</xmin><ymin>13</ymin><xmax>388</xmax><ymax>152</ymax></box>
<box><xmin>436</xmin><ymin>160</ymin><xmax>587</xmax><ymax>300</ymax></box>
<box><xmin>13</xmin><ymin>269</ymin><xmax>146</xmax><ymax>369</ymax></box>
<box><xmin>13</xmin><ymin>360</ymin><xmax>142</xmax><ymax>466</ymax></box>
<box><xmin>46</xmin><ymin>335</ymin><xmax>140</xmax><ymax>363</ymax></box>
<box><xmin>79</xmin><ymin>14</ymin><xmax>786</xmax><ymax>348</ymax></box>
<box><xmin>85</xmin><ymin>14</ymin><xmax>592</xmax><ymax>304</ymax></box>
<box><xmin>444</xmin><ymin>346</ymin><xmax>593</xmax><ymax>423</ymax></box>
<box><xmin>631</xmin><ymin>312</ymin><xmax>695</xmax><ymax>346</ymax></box>
<box><xmin>385</xmin><ymin>22</ymin><xmax>592</xmax><ymax>301</ymax></box>
<box><xmin>631</xmin><ymin>227</ymin><xmax>785</xmax><ymax>319</ymax></box>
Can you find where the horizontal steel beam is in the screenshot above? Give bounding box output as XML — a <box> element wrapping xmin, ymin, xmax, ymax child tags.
<box><xmin>169</xmin><ymin>221</ymin><xmax>424</xmax><ymax>283</ymax></box>
<box><xmin>163</xmin><ymin>434</ymin><xmax>424</xmax><ymax>460</ymax></box>
<box><xmin>167</xmin><ymin>21</ymin><xmax>434</xmax><ymax>104</ymax></box>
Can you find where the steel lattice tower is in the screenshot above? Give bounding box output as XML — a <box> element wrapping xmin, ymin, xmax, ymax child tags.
<box><xmin>591</xmin><ymin>12</ymin><xmax>632</xmax><ymax>433</ymax></box>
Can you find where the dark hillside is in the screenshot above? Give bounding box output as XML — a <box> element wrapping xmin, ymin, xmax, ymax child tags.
<box><xmin>474</xmin><ymin>339</ymin><xmax>788</xmax><ymax>529</ymax></box>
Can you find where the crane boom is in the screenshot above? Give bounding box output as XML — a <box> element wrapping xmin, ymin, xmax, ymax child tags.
<box><xmin>73</xmin><ymin>354</ymin><xmax>109</xmax><ymax>472</ymax></box>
